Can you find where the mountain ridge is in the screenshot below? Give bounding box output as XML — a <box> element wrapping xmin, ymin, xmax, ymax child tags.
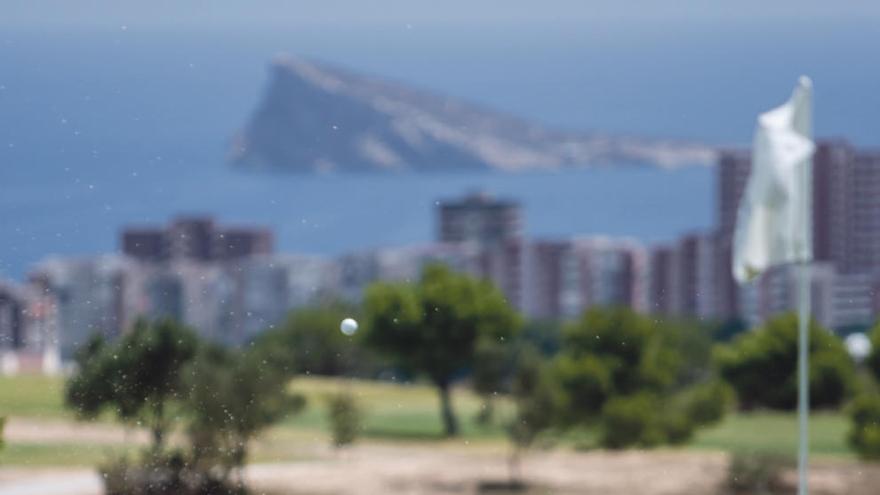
<box><xmin>230</xmin><ymin>55</ymin><xmax>717</xmax><ymax>172</ymax></box>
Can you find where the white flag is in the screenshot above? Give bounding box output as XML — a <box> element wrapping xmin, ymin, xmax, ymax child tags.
<box><xmin>733</xmin><ymin>77</ymin><xmax>815</xmax><ymax>283</ymax></box>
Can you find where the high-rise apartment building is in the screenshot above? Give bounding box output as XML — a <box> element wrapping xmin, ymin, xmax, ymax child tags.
<box><xmin>570</xmin><ymin>237</ymin><xmax>647</xmax><ymax>314</ymax></box>
<box><xmin>437</xmin><ymin>191</ymin><xmax>522</xmax><ymax>247</ymax></box>
<box><xmin>647</xmin><ymin>232</ymin><xmax>717</xmax><ymax>319</ymax></box>
<box><xmin>29</xmin><ymin>256</ymin><xmax>131</xmax><ymax>358</ymax></box>
<box><xmin>716</xmin><ymin>139</ymin><xmax>880</xmax><ymax>329</ymax></box>
<box><xmin>121</xmin><ymin>216</ymin><xmax>273</xmax><ymax>263</ymax></box>
<box><xmin>719</xmin><ymin>140</ymin><xmax>880</xmax><ymax>276</ymax></box>
<box><xmin>714</xmin><ymin>149</ymin><xmax>752</xmax><ymax>320</ymax></box>
<box><xmin>437</xmin><ymin>192</ymin><xmax>524</xmax><ymax>308</ymax></box>
<box><xmin>522</xmin><ymin>240</ymin><xmax>571</xmax><ymax>319</ymax></box>
<box><xmin>717</xmin><ymin>149</ymin><xmax>753</xmax><ymax>239</ymax></box>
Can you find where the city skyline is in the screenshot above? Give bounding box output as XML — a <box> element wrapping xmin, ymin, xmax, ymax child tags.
<box><xmin>4</xmin><ymin>137</ymin><xmax>880</xmax><ymax>368</ymax></box>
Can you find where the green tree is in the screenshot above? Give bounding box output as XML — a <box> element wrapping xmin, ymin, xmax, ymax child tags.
<box><xmin>553</xmin><ymin>307</ymin><xmax>679</xmax><ymax>424</ymax></box>
<box><xmin>864</xmin><ymin>321</ymin><xmax>880</xmax><ymax>379</ymax></box>
<box><xmin>848</xmin><ymin>392</ymin><xmax>880</xmax><ymax>459</ymax></box>
<box><xmin>65</xmin><ymin>318</ymin><xmax>198</xmax><ymax>451</ymax></box>
<box><xmin>712</xmin><ymin>317</ymin><xmax>749</xmax><ymax>343</ymax></box>
<box><xmin>715</xmin><ymin>313</ymin><xmax>855</xmax><ymax>410</ymax></box>
<box><xmin>849</xmin><ymin>322</ymin><xmax>880</xmax><ymax>459</ymax></box>
<box><xmin>363</xmin><ymin>264</ymin><xmax>521</xmax><ymax>436</ymax></box>
<box><xmin>551</xmin><ymin>307</ymin><xmax>725</xmax><ymax>448</ymax></box>
<box><xmin>185</xmin><ymin>344</ymin><xmax>304</xmax><ymax>482</ymax></box>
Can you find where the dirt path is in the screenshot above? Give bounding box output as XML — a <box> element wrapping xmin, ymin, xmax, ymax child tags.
<box><xmin>3</xmin><ymin>446</ymin><xmax>880</xmax><ymax>495</ymax></box>
<box><xmin>247</xmin><ymin>445</ymin><xmax>729</xmax><ymax>495</ymax></box>
<box><xmin>4</xmin><ymin>417</ymin><xmax>149</xmax><ymax>445</ymax></box>
<box><xmin>0</xmin><ymin>469</ymin><xmax>101</xmax><ymax>495</ymax></box>
<box><xmin>3</xmin><ymin>418</ymin><xmax>880</xmax><ymax>494</ymax></box>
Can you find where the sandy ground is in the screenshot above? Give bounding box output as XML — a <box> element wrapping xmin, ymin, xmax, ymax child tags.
<box><xmin>246</xmin><ymin>445</ymin><xmax>729</xmax><ymax>495</ymax></box>
<box><xmin>4</xmin><ymin>417</ymin><xmax>150</xmax><ymax>445</ymax></box>
<box><xmin>3</xmin><ymin>418</ymin><xmax>880</xmax><ymax>495</ymax></box>
<box><xmin>4</xmin><ymin>446</ymin><xmax>879</xmax><ymax>495</ymax></box>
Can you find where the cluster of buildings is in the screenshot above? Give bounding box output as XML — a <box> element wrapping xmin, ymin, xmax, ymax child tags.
<box><xmin>2</xmin><ymin>139</ymin><xmax>880</xmax><ymax>372</ymax></box>
<box><xmin>428</xmin><ymin>138</ymin><xmax>880</xmax><ymax>334</ymax></box>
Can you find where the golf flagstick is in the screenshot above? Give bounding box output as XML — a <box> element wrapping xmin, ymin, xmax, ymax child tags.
<box><xmin>797</xmin><ymin>260</ymin><xmax>810</xmax><ymax>495</ymax></box>
<box><xmin>731</xmin><ymin>76</ymin><xmax>814</xmax><ymax>494</ymax></box>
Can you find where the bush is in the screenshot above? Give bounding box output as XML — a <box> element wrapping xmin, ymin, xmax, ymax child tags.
<box><xmin>326</xmin><ymin>390</ymin><xmax>362</xmax><ymax>448</ymax></box>
<box><xmin>660</xmin><ymin>411</ymin><xmax>696</xmax><ymax>445</ymax></box>
<box><xmin>550</xmin><ymin>308</ymin><xmax>726</xmax><ymax>449</ymax></box>
<box><xmin>472</xmin><ymin>338</ymin><xmax>513</xmax><ymax>426</ymax></box>
<box><xmin>185</xmin><ymin>344</ymin><xmax>304</xmax><ymax>476</ymax></box>
<box><xmin>65</xmin><ymin>319</ymin><xmax>199</xmax><ymax>451</ymax></box>
<box><xmin>505</xmin><ymin>347</ymin><xmax>557</xmax><ymax>485</ymax></box>
<box><xmin>683</xmin><ymin>380</ymin><xmax>734</xmax><ymax>426</ymax></box>
<box><xmin>715</xmin><ymin>314</ymin><xmax>855</xmax><ymax>410</ymax></box>
<box><xmin>101</xmin><ymin>452</ymin><xmax>248</xmax><ymax>495</ymax></box>
<box><xmin>599</xmin><ymin>394</ymin><xmax>673</xmax><ymax>448</ymax></box>
<box><xmin>726</xmin><ymin>452</ymin><xmax>794</xmax><ymax>494</ymax></box>
<box><xmin>598</xmin><ymin>392</ymin><xmax>717</xmax><ymax>449</ymax></box>
<box><xmin>553</xmin><ymin>354</ymin><xmax>612</xmax><ymax>423</ymax></box>
<box><xmin>67</xmin><ymin>318</ymin><xmax>304</xmax><ymax>494</ymax></box>
<box><xmin>864</xmin><ymin>322</ymin><xmax>880</xmax><ymax>379</ymax></box>
<box><xmin>848</xmin><ymin>392</ymin><xmax>880</xmax><ymax>460</ymax></box>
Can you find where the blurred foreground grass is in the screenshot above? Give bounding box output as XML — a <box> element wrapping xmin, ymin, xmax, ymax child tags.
<box><xmin>0</xmin><ymin>375</ymin><xmax>853</xmax><ymax>466</ymax></box>
<box><xmin>0</xmin><ymin>374</ymin><xmax>66</xmax><ymax>419</ymax></box>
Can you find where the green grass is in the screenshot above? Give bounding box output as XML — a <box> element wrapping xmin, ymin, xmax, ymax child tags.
<box><xmin>0</xmin><ymin>374</ymin><xmax>857</xmax><ymax>466</ymax></box>
<box><xmin>692</xmin><ymin>411</ymin><xmax>852</xmax><ymax>458</ymax></box>
<box><xmin>0</xmin><ymin>374</ymin><xmax>68</xmax><ymax>418</ymax></box>
<box><xmin>0</xmin><ymin>442</ymin><xmax>133</xmax><ymax>467</ymax></box>
<box><xmin>285</xmin><ymin>377</ymin><xmax>513</xmax><ymax>441</ymax></box>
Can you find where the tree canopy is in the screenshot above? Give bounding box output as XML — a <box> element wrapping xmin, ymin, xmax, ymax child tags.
<box><xmin>65</xmin><ymin>318</ymin><xmax>198</xmax><ymax>449</ymax></box>
<box><xmin>363</xmin><ymin>264</ymin><xmax>521</xmax><ymax>436</ymax></box>
<box><xmin>550</xmin><ymin>307</ymin><xmax>728</xmax><ymax>448</ymax></box>
<box><xmin>715</xmin><ymin>313</ymin><xmax>855</xmax><ymax>410</ymax></box>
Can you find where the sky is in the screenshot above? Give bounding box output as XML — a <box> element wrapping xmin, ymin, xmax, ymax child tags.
<box><xmin>2</xmin><ymin>0</ymin><xmax>880</xmax><ymax>279</ymax></box>
<box><xmin>5</xmin><ymin>0</ymin><xmax>880</xmax><ymax>30</ymax></box>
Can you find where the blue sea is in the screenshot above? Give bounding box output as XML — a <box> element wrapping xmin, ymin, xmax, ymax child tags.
<box><xmin>1</xmin><ymin>20</ymin><xmax>878</xmax><ymax>279</ymax></box>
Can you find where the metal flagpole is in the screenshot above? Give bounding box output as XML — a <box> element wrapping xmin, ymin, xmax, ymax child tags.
<box><xmin>797</xmin><ymin>260</ymin><xmax>810</xmax><ymax>495</ymax></box>
<box><xmin>796</xmin><ymin>76</ymin><xmax>813</xmax><ymax>494</ymax></box>
<box><xmin>732</xmin><ymin>75</ymin><xmax>814</xmax><ymax>494</ymax></box>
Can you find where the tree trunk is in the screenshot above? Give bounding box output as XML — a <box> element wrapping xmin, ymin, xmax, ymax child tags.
<box><xmin>438</xmin><ymin>382</ymin><xmax>459</xmax><ymax>437</ymax></box>
<box><xmin>508</xmin><ymin>447</ymin><xmax>522</xmax><ymax>486</ymax></box>
<box><xmin>151</xmin><ymin>401</ymin><xmax>166</xmax><ymax>453</ymax></box>
<box><xmin>152</xmin><ymin>426</ymin><xmax>164</xmax><ymax>452</ymax></box>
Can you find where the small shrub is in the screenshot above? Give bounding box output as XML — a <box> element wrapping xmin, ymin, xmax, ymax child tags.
<box><xmin>848</xmin><ymin>392</ymin><xmax>880</xmax><ymax>459</ymax></box>
<box><xmin>599</xmin><ymin>392</ymin><xmax>708</xmax><ymax>449</ymax></box>
<box><xmin>100</xmin><ymin>451</ymin><xmax>249</xmax><ymax>495</ymax></box>
<box><xmin>326</xmin><ymin>390</ymin><xmax>362</xmax><ymax>448</ymax></box>
<box><xmin>684</xmin><ymin>380</ymin><xmax>734</xmax><ymax>426</ymax></box>
<box><xmin>506</xmin><ymin>347</ymin><xmax>557</xmax><ymax>484</ymax></box>
<box><xmin>473</xmin><ymin>338</ymin><xmax>511</xmax><ymax>427</ymax></box>
<box><xmin>659</xmin><ymin>411</ymin><xmax>695</xmax><ymax>445</ymax></box>
<box><xmin>726</xmin><ymin>452</ymin><xmax>794</xmax><ymax>494</ymax></box>
<box><xmin>599</xmin><ymin>393</ymin><xmax>666</xmax><ymax>448</ymax></box>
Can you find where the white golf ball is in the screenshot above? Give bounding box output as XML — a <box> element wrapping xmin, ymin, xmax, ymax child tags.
<box><xmin>340</xmin><ymin>318</ymin><xmax>359</xmax><ymax>336</ymax></box>
<box><xmin>845</xmin><ymin>333</ymin><xmax>871</xmax><ymax>362</ymax></box>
